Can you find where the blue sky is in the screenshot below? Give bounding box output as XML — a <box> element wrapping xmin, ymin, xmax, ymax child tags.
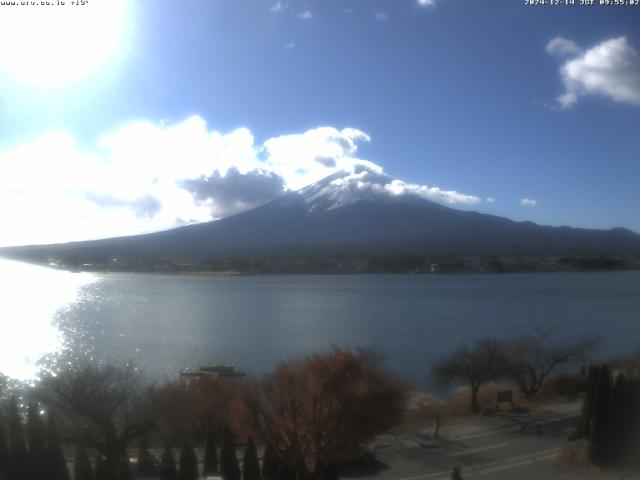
<box><xmin>0</xmin><ymin>0</ymin><xmax>639</xmax><ymax>246</ymax></box>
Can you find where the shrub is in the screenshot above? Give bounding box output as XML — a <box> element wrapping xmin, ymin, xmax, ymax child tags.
<box><xmin>539</xmin><ymin>373</ymin><xmax>587</xmax><ymax>401</ymax></box>
<box><xmin>244</xmin><ymin>347</ymin><xmax>407</xmax><ymax>477</ymax></box>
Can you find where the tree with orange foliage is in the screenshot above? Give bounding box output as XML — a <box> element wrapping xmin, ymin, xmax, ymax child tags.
<box><xmin>243</xmin><ymin>347</ymin><xmax>406</xmax><ymax>479</ymax></box>
<box><xmin>153</xmin><ymin>374</ymin><xmax>243</xmax><ymax>442</ymax></box>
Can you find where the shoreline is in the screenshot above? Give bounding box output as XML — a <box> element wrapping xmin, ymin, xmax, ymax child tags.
<box><xmin>174</xmin><ymin>270</ymin><xmax>249</xmax><ymax>277</ymax></box>
<box><xmin>2</xmin><ymin>256</ymin><xmax>640</xmax><ymax>277</ymax></box>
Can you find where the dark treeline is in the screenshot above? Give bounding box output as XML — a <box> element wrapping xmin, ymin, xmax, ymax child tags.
<box><xmin>0</xmin><ymin>398</ymin><xmax>249</xmax><ymax>480</ymax></box>
<box><xmin>6</xmin><ymin>251</ymin><xmax>639</xmax><ymax>275</ymax></box>
<box><xmin>0</xmin><ymin>347</ymin><xmax>407</xmax><ymax>480</ymax></box>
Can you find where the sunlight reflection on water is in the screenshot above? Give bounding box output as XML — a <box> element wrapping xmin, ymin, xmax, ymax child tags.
<box><xmin>0</xmin><ymin>258</ymin><xmax>97</xmax><ymax>380</ymax></box>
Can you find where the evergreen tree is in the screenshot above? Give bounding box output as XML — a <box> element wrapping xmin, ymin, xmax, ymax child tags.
<box><xmin>203</xmin><ymin>431</ymin><xmax>219</xmax><ymax>476</ymax></box>
<box><xmin>137</xmin><ymin>436</ymin><xmax>157</xmax><ymax>478</ymax></box>
<box><xmin>178</xmin><ymin>441</ymin><xmax>199</xmax><ymax>480</ymax></box>
<box><xmin>261</xmin><ymin>445</ymin><xmax>279</xmax><ymax>480</ymax></box>
<box><xmin>8</xmin><ymin>396</ymin><xmax>28</xmax><ymax>480</ymax></box>
<box><xmin>576</xmin><ymin>365</ymin><xmax>599</xmax><ymax>438</ymax></box>
<box><xmin>159</xmin><ymin>445</ymin><xmax>178</xmax><ymax>480</ymax></box>
<box><xmin>27</xmin><ymin>402</ymin><xmax>48</xmax><ymax>480</ymax></box>
<box><xmin>279</xmin><ymin>463</ymin><xmax>297</xmax><ymax>480</ymax></box>
<box><xmin>588</xmin><ymin>364</ymin><xmax>613</xmax><ymax>467</ymax></box>
<box><xmin>73</xmin><ymin>443</ymin><xmax>95</xmax><ymax>480</ymax></box>
<box><xmin>611</xmin><ymin>373</ymin><xmax>629</xmax><ymax>467</ymax></box>
<box><xmin>220</xmin><ymin>426</ymin><xmax>241</xmax><ymax>480</ymax></box>
<box><xmin>243</xmin><ymin>438</ymin><xmax>260</xmax><ymax>480</ymax></box>
<box><xmin>117</xmin><ymin>454</ymin><xmax>134</xmax><ymax>480</ymax></box>
<box><xmin>47</xmin><ymin>416</ymin><xmax>70</xmax><ymax>480</ymax></box>
<box><xmin>613</xmin><ymin>374</ymin><xmax>640</xmax><ymax>469</ymax></box>
<box><xmin>314</xmin><ymin>458</ymin><xmax>327</xmax><ymax>480</ymax></box>
<box><xmin>0</xmin><ymin>424</ymin><xmax>10</xmax><ymax>480</ymax></box>
<box><xmin>629</xmin><ymin>378</ymin><xmax>640</xmax><ymax>471</ymax></box>
<box><xmin>95</xmin><ymin>455</ymin><xmax>107</xmax><ymax>480</ymax></box>
<box><xmin>324</xmin><ymin>464</ymin><xmax>339</xmax><ymax>480</ymax></box>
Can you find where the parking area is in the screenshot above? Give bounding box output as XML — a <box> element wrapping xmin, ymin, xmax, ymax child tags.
<box><xmin>343</xmin><ymin>402</ymin><xmax>595</xmax><ymax>480</ymax></box>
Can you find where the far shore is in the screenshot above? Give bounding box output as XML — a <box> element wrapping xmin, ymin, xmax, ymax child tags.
<box><xmin>175</xmin><ymin>270</ymin><xmax>249</xmax><ymax>277</ymax></box>
<box><xmin>2</xmin><ymin>253</ymin><xmax>640</xmax><ymax>276</ymax></box>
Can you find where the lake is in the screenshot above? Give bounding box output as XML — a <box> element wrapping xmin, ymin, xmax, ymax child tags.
<box><xmin>1</xmin><ymin>258</ymin><xmax>639</xmax><ymax>387</ymax></box>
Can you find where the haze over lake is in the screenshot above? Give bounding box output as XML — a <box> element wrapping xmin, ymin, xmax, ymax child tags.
<box><xmin>2</xmin><ymin>258</ymin><xmax>639</xmax><ymax>386</ymax></box>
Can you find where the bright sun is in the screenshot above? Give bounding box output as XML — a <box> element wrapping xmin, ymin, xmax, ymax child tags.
<box><xmin>0</xmin><ymin>0</ymin><xmax>128</xmax><ymax>86</ymax></box>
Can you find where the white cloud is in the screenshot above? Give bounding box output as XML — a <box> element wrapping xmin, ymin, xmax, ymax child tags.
<box><xmin>284</xmin><ymin>42</ymin><xmax>295</xmax><ymax>50</ymax></box>
<box><xmin>385</xmin><ymin>179</ymin><xmax>481</xmax><ymax>205</ymax></box>
<box><xmin>417</xmin><ymin>0</ymin><xmax>435</xmax><ymax>6</ymax></box>
<box><xmin>297</xmin><ymin>11</ymin><xmax>313</xmax><ymax>20</ymax></box>
<box><xmin>375</xmin><ymin>13</ymin><xmax>388</xmax><ymax>22</ymax></box>
<box><xmin>548</xmin><ymin>36</ymin><xmax>640</xmax><ymax>108</ymax></box>
<box><xmin>486</xmin><ymin>197</ymin><xmax>495</xmax><ymax>203</ymax></box>
<box><xmin>262</xmin><ymin>126</ymin><xmax>372</xmax><ymax>190</ymax></box>
<box><xmin>270</xmin><ymin>1</ymin><xmax>284</xmax><ymax>13</ymax></box>
<box><xmin>546</xmin><ymin>37</ymin><xmax>581</xmax><ymax>57</ymax></box>
<box><xmin>0</xmin><ymin>117</ymin><xmax>483</xmax><ymax>246</ymax></box>
<box><xmin>520</xmin><ymin>198</ymin><xmax>537</xmax><ymax>207</ymax></box>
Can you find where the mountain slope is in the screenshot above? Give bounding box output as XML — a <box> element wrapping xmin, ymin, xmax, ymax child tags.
<box><xmin>2</xmin><ymin>166</ymin><xmax>640</xmax><ymax>262</ymax></box>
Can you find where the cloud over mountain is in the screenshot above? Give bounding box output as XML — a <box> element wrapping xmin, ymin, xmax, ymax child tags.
<box><xmin>86</xmin><ymin>193</ymin><xmax>162</xmax><ymax>219</ymax></box>
<box><xmin>0</xmin><ymin>117</ymin><xmax>483</xmax><ymax>247</ymax></box>
<box><xmin>286</xmin><ymin>164</ymin><xmax>482</xmax><ymax>215</ymax></box>
<box><xmin>181</xmin><ymin>168</ymin><xmax>286</xmax><ymax>217</ymax></box>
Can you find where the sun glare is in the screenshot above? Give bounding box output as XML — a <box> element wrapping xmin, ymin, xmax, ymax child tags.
<box><xmin>0</xmin><ymin>258</ymin><xmax>96</xmax><ymax>380</ymax></box>
<box><xmin>0</xmin><ymin>0</ymin><xmax>128</xmax><ymax>86</ymax></box>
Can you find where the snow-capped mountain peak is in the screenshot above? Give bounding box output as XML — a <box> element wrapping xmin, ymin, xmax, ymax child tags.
<box><xmin>275</xmin><ymin>163</ymin><xmax>482</xmax><ymax>214</ymax></box>
<box><xmin>297</xmin><ymin>164</ymin><xmax>397</xmax><ymax>212</ymax></box>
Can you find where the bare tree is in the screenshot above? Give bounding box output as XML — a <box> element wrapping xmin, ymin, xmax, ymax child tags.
<box><xmin>432</xmin><ymin>339</ymin><xmax>506</xmax><ymax>413</ymax></box>
<box><xmin>504</xmin><ymin>331</ymin><xmax>598</xmax><ymax>400</ymax></box>
<box><xmin>243</xmin><ymin>347</ymin><xmax>407</xmax><ymax>478</ymax></box>
<box><xmin>36</xmin><ymin>362</ymin><xmax>160</xmax><ymax>480</ymax></box>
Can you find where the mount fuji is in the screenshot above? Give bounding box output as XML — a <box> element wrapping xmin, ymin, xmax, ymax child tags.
<box><xmin>2</xmin><ymin>165</ymin><xmax>640</xmax><ymax>263</ymax></box>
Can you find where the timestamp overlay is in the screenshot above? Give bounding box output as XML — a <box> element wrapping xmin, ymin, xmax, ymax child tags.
<box><xmin>524</xmin><ymin>0</ymin><xmax>639</xmax><ymax>6</ymax></box>
<box><xmin>0</xmin><ymin>1</ymin><xmax>90</xmax><ymax>6</ymax></box>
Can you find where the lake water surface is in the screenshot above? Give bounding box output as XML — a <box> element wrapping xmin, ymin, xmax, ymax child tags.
<box><xmin>1</xmin><ymin>258</ymin><xmax>639</xmax><ymax>387</ymax></box>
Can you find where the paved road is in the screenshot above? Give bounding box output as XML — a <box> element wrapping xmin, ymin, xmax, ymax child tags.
<box><xmin>343</xmin><ymin>403</ymin><xmax>593</xmax><ymax>480</ymax></box>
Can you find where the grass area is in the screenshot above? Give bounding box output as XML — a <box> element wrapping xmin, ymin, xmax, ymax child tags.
<box><xmin>403</xmin><ymin>372</ymin><xmax>589</xmax><ymax>430</ymax></box>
